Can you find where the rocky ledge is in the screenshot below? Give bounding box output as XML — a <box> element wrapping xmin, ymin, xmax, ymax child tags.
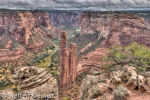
<box><xmin>79</xmin><ymin>66</ymin><xmax>150</xmax><ymax>100</ymax></box>
<box><xmin>10</xmin><ymin>66</ymin><xmax>59</xmax><ymax>100</ymax></box>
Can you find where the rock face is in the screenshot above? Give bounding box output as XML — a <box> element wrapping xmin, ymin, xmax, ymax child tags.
<box><xmin>0</xmin><ymin>10</ymin><xmax>59</xmax><ymax>60</ymax></box>
<box><xmin>48</xmin><ymin>11</ymin><xmax>80</xmax><ymax>27</ymax></box>
<box><xmin>80</xmin><ymin>11</ymin><xmax>150</xmax><ymax>47</ymax></box>
<box><xmin>11</xmin><ymin>66</ymin><xmax>59</xmax><ymax>100</ymax></box>
<box><xmin>0</xmin><ymin>11</ymin><xmax>50</xmax><ymax>45</ymax></box>
<box><xmin>59</xmin><ymin>32</ymin><xmax>77</xmax><ymax>87</ymax></box>
<box><xmin>0</xmin><ymin>48</ymin><xmax>25</xmax><ymax>61</ymax></box>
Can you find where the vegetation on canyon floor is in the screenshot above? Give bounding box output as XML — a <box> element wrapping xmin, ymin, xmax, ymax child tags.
<box><xmin>59</xmin><ymin>82</ymin><xmax>80</xmax><ymax>100</ymax></box>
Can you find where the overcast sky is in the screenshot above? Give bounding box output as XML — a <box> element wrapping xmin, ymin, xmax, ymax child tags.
<box><xmin>0</xmin><ymin>0</ymin><xmax>150</xmax><ymax>10</ymax></box>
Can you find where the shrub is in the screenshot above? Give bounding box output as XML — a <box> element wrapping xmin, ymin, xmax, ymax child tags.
<box><xmin>74</xmin><ymin>93</ymin><xmax>77</xmax><ymax>97</ymax></box>
<box><xmin>102</xmin><ymin>42</ymin><xmax>150</xmax><ymax>73</ymax></box>
<box><xmin>13</xmin><ymin>87</ymin><xmax>18</xmax><ymax>92</ymax></box>
<box><xmin>3</xmin><ymin>70</ymin><xmax>5</xmax><ymax>74</ymax></box>
<box><xmin>67</xmin><ymin>93</ymin><xmax>71</xmax><ymax>97</ymax></box>
<box><xmin>93</xmin><ymin>88</ymin><xmax>100</xmax><ymax>98</ymax></box>
<box><xmin>113</xmin><ymin>85</ymin><xmax>129</xmax><ymax>100</ymax></box>
<box><xmin>76</xmin><ymin>89</ymin><xmax>78</xmax><ymax>92</ymax></box>
<box><xmin>49</xmin><ymin>45</ymin><xmax>55</xmax><ymax>50</ymax></box>
<box><xmin>51</xmin><ymin>72</ymin><xmax>55</xmax><ymax>76</ymax></box>
<box><xmin>45</xmin><ymin>47</ymin><xmax>49</xmax><ymax>50</ymax></box>
<box><xmin>27</xmin><ymin>63</ymin><xmax>30</xmax><ymax>66</ymax></box>
<box><xmin>71</xmin><ymin>89</ymin><xmax>74</xmax><ymax>93</ymax></box>
<box><xmin>49</xmin><ymin>63</ymin><xmax>54</xmax><ymax>68</ymax></box>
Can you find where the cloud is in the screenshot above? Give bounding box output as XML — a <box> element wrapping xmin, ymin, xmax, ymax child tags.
<box><xmin>0</xmin><ymin>0</ymin><xmax>150</xmax><ymax>10</ymax></box>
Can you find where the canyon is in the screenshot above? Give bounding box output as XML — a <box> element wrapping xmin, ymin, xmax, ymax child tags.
<box><xmin>59</xmin><ymin>32</ymin><xmax>77</xmax><ymax>87</ymax></box>
<box><xmin>0</xmin><ymin>10</ymin><xmax>81</xmax><ymax>61</ymax></box>
<box><xmin>1</xmin><ymin>9</ymin><xmax>150</xmax><ymax>99</ymax></box>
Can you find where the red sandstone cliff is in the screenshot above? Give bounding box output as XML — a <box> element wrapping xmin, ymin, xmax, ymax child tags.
<box><xmin>0</xmin><ymin>11</ymin><xmax>51</xmax><ymax>45</ymax></box>
<box><xmin>78</xmin><ymin>11</ymin><xmax>150</xmax><ymax>74</ymax></box>
<box><xmin>0</xmin><ymin>10</ymin><xmax>59</xmax><ymax>60</ymax></box>
<box><xmin>60</xmin><ymin>32</ymin><xmax>77</xmax><ymax>87</ymax></box>
<box><xmin>80</xmin><ymin>11</ymin><xmax>149</xmax><ymax>47</ymax></box>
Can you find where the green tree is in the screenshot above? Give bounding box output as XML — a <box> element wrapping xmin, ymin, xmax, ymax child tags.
<box><xmin>13</xmin><ymin>87</ymin><xmax>18</xmax><ymax>92</ymax></box>
<box><xmin>49</xmin><ymin>45</ymin><xmax>55</xmax><ymax>50</ymax></box>
<box><xmin>49</xmin><ymin>63</ymin><xmax>54</xmax><ymax>68</ymax></box>
<box><xmin>51</xmin><ymin>72</ymin><xmax>55</xmax><ymax>76</ymax></box>
<box><xmin>102</xmin><ymin>42</ymin><xmax>150</xmax><ymax>73</ymax></box>
<box><xmin>10</xmin><ymin>67</ymin><xmax>14</xmax><ymax>74</ymax></box>
<box><xmin>62</xmin><ymin>97</ymin><xmax>69</xmax><ymax>100</ymax></box>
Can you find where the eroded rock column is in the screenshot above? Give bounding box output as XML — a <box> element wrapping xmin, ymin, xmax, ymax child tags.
<box><xmin>69</xmin><ymin>42</ymin><xmax>77</xmax><ymax>82</ymax></box>
<box><xmin>59</xmin><ymin>32</ymin><xmax>70</xmax><ymax>87</ymax></box>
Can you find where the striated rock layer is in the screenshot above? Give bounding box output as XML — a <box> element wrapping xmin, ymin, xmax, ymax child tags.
<box><xmin>11</xmin><ymin>66</ymin><xmax>59</xmax><ymax>100</ymax></box>
<box><xmin>80</xmin><ymin>11</ymin><xmax>150</xmax><ymax>47</ymax></box>
<box><xmin>78</xmin><ymin>11</ymin><xmax>150</xmax><ymax>75</ymax></box>
<box><xmin>0</xmin><ymin>10</ymin><xmax>50</xmax><ymax>45</ymax></box>
<box><xmin>59</xmin><ymin>32</ymin><xmax>77</xmax><ymax>87</ymax></box>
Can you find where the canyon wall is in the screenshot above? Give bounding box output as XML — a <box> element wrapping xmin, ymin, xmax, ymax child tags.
<box><xmin>80</xmin><ymin>11</ymin><xmax>150</xmax><ymax>47</ymax></box>
<box><xmin>78</xmin><ymin>11</ymin><xmax>150</xmax><ymax>74</ymax></box>
<box><xmin>48</xmin><ymin>11</ymin><xmax>80</xmax><ymax>27</ymax></box>
<box><xmin>0</xmin><ymin>10</ymin><xmax>57</xmax><ymax>61</ymax></box>
<box><xmin>0</xmin><ymin>11</ymin><xmax>50</xmax><ymax>45</ymax></box>
<box><xmin>59</xmin><ymin>32</ymin><xmax>77</xmax><ymax>87</ymax></box>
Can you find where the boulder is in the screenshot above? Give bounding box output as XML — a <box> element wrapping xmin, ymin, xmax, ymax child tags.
<box><xmin>137</xmin><ymin>75</ymin><xmax>147</xmax><ymax>92</ymax></box>
<box><xmin>109</xmin><ymin>70</ymin><xmax>123</xmax><ymax>89</ymax></box>
<box><xmin>113</xmin><ymin>85</ymin><xmax>130</xmax><ymax>100</ymax></box>
<box><xmin>145</xmin><ymin>77</ymin><xmax>150</xmax><ymax>87</ymax></box>
<box><xmin>123</xmin><ymin>66</ymin><xmax>138</xmax><ymax>89</ymax></box>
<box><xmin>79</xmin><ymin>75</ymin><xmax>100</xmax><ymax>100</ymax></box>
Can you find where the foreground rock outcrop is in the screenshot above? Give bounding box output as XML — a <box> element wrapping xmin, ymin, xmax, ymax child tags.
<box><xmin>11</xmin><ymin>66</ymin><xmax>59</xmax><ymax>100</ymax></box>
<box><xmin>59</xmin><ymin>32</ymin><xmax>77</xmax><ymax>87</ymax></box>
<box><xmin>79</xmin><ymin>66</ymin><xmax>150</xmax><ymax>100</ymax></box>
